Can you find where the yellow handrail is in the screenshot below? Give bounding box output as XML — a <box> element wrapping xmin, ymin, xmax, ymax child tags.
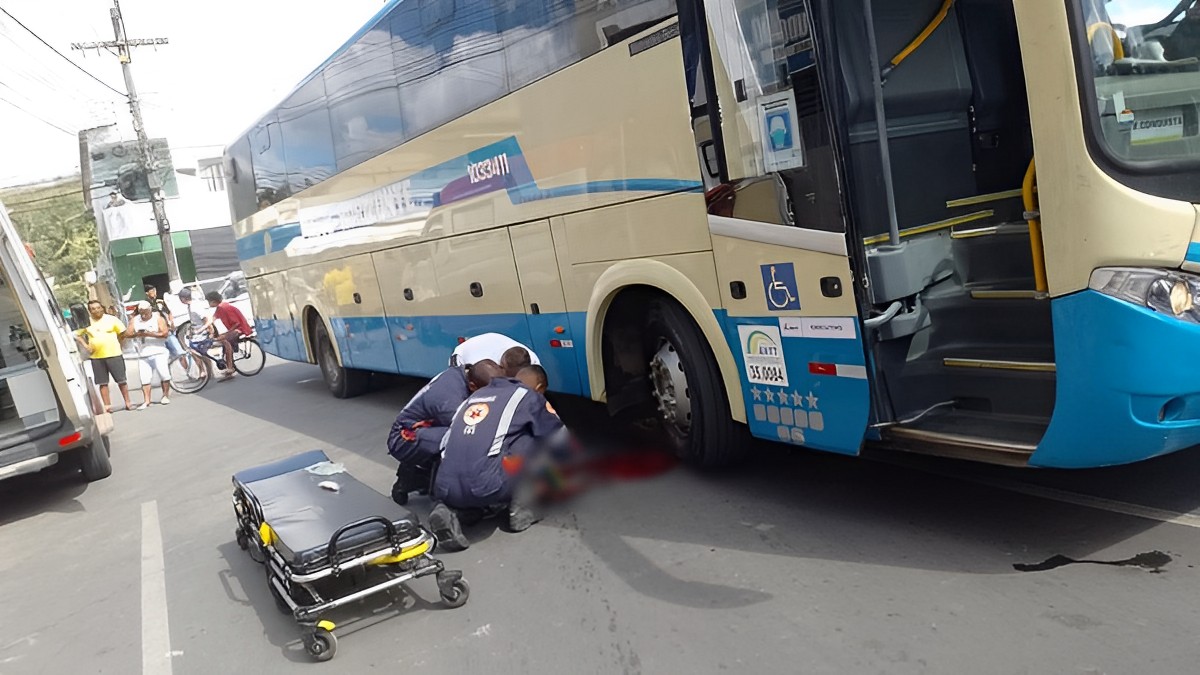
<box><xmin>1023</xmin><ymin>158</ymin><xmax>1048</xmax><ymax>294</ymax></box>
<box><xmin>889</xmin><ymin>0</ymin><xmax>956</xmax><ymax>71</ymax></box>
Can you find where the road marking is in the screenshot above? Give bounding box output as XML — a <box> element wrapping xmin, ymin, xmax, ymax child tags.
<box><xmin>141</xmin><ymin>501</ymin><xmax>173</xmax><ymax>675</ymax></box>
<box><xmin>296</xmin><ymin>378</ymin><xmax>320</xmax><ymax>384</ymax></box>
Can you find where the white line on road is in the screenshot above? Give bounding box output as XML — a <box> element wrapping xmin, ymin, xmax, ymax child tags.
<box><xmin>141</xmin><ymin>501</ymin><xmax>173</xmax><ymax>675</ymax></box>
<box><xmin>296</xmin><ymin>378</ymin><xmax>321</xmax><ymax>384</ymax></box>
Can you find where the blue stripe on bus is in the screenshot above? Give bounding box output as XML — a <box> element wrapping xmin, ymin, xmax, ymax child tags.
<box><xmin>1186</xmin><ymin>242</ymin><xmax>1200</xmax><ymax>264</ymax></box>
<box><xmin>236</xmin><ymin>222</ymin><xmax>302</xmax><ymax>261</ymax></box>
<box><xmin>1031</xmin><ymin>290</ymin><xmax>1200</xmax><ymax>468</ymax></box>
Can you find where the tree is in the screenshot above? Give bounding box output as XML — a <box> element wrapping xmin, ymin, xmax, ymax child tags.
<box><xmin>2</xmin><ymin>179</ymin><xmax>100</xmax><ymax>308</ymax></box>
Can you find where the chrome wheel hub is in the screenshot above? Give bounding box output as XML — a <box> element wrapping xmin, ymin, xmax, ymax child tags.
<box><xmin>649</xmin><ymin>340</ymin><xmax>692</xmax><ymax>436</ymax></box>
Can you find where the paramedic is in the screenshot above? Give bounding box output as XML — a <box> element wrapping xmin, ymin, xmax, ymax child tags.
<box><xmin>428</xmin><ymin>364</ymin><xmax>566</xmax><ymax>551</ymax></box>
<box><xmin>450</xmin><ymin>332</ymin><xmax>540</xmax><ymax>368</ymax></box>
<box><xmin>385</xmin><ymin>359</ymin><xmax>502</xmax><ymax>505</ymax></box>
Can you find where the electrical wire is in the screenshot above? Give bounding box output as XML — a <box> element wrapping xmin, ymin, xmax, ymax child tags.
<box><xmin>0</xmin><ymin>93</ymin><xmax>76</xmax><ymax>135</ymax></box>
<box><xmin>0</xmin><ymin>6</ymin><xmax>125</xmax><ymax>98</ymax></box>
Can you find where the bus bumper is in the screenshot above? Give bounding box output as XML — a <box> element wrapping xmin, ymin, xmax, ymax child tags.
<box><xmin>1032</xmin><ymin>290</ymin><xmax>1200</xmax><ymax>468</ymax></box>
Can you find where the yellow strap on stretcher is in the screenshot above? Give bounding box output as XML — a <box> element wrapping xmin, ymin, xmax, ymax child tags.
<box><xmin>369</xmin><ymin>539</ymin><xmax>431</xmax><ymax>566</ymax></box>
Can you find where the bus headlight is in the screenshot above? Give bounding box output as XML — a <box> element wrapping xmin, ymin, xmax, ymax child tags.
<box><xmin>1090</xmin><ymin>267</ymin><xmax>1200</xmax><ymax>323</ymax></box>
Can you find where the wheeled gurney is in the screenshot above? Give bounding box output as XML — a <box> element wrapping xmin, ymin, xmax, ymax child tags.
<box><xmin>232</xmin><ymin>450</ymin><xmax>468</xmax><ymax>661</ymax></box>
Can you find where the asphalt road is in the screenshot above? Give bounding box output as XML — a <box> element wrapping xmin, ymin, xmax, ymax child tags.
<box><xmin>2</xmin><ymin>358</ymin><xmax>1199</xmax><ymax>674</ymax></box>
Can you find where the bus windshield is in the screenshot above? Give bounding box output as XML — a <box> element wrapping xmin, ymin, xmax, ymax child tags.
<box><xmin>1078</xmin><ymin>0</ymin><xmax>1200</xmax><ymax>169</ymax></box>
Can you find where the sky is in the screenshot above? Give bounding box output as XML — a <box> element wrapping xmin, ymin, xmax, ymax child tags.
<box><xmin>0</xmin><ymin>0</ymin><xmax>386</xmax><ymax>187</ymax></box>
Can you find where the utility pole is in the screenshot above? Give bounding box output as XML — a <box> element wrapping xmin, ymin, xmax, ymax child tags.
<box><xmin>72</xmin><ymin>0</ymin><xmax>179</xmax><ymax>284</ymax></box>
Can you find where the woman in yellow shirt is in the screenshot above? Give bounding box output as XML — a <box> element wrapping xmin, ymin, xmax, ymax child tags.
<box><xmin>75</xmin><ymin>300</ymin><xmax>134</xmax><ymax>412</ymax></box>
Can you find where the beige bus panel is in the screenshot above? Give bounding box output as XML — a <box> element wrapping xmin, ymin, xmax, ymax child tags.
<box><xmin>237</xmin><ymin>19</ymin><xmax>699</xmax><ymax>275</ymax></box>
<box><xmin>374</xmin><ymin>241</ymin><xmax>440</xmax><ymax>321</ymax></box>
<box><xmin>285</xmin><ymin>254</ymin><xmax>384</xmax><ymax>364</ymax></box>
<box><xmin>560</xmin><ymin>191</ymin><xmax>713</xmax><ymax>266</ymax></box>
<box><xmin>510</xmin><ymin>221</ymin><xmax>567</xmax><ymax>315</ymax></box>
<box><xmin>432</xmin><ymin>230</ymin><xmax>526</xmax><ymax>318</ymax></box>
<box><xmin>1186</xmin><ymin>207</ymin><xmax>1200</xmax><ymax>273</ymax></box>
<box><xmin>276</xmin><ymin>270</ymin><xmax>311</xmax><ymax>363</ymax></box>
<box><xmin>1016</xmin><ymin>0</ymin><xmax>1195</xmax><ymax>295</ymax></box>
<box><xmin>712</xmin><ymin>234</ymin><xmax>857</xmax><ymax>319</ymax></box>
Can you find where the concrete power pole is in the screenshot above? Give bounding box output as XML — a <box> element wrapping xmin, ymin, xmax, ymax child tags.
<box><xmin>72</xmin><ymin>0</ymin><xmax>180</xmax><ymax>285</ymax></box>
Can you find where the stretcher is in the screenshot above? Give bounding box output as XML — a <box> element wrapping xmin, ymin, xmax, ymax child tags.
<box><xmin>232</xmin><ymin>450</ymin><xmax>468</xmax><ymax>661</ymax></box>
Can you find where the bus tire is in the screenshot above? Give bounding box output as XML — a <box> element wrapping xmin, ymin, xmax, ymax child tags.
<box><xmin>314</xmin><ymin>320</ymin><xmax>368</xmax><ymax>399</ymax></box>
<box><xmin>644</xmin><ymin>298</ymin><xmax>747</xmax><ymax>468</ymax></box>
<box><xmin>78</xmin><ymin>435</ymin><xmax>113</xmax><ymax>482</ymax></box>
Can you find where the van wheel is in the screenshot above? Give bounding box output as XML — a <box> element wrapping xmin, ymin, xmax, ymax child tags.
<box><xmin>314</xmin><ymin>320</ymin><xmax>368</xmax><ymax>399</ymax></box>
<box><xmin>644</xmin><ymin>299</ymin><xmax>747</xmax><ymax>468</ymax></box>
<box><xmin>79</xmin><ymin>436</ymin><xmax>113</xmax><ymax>482</ymax></box>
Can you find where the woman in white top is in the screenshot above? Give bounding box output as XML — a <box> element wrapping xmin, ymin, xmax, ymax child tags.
<box><xmin>128</xmin><ymin>300</ymin><xmax>172</xmax><ymax>409</ymax></box>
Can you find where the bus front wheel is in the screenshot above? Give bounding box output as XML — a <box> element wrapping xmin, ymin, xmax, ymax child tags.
<box><xmin>644</xmin><ymin>299</ymin><xmax>747</xmax><ymax>468</ymax></box>
<box><xmin>314</xmin><ymin>320</ymin><xmax>368</xmax><ymax>399</ymax></box>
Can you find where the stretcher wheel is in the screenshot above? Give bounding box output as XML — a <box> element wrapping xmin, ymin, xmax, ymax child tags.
<box><xmin>236</xmin><ymin>529</ymin><xmax>249</xmax><ymax>551</ymax></box>
<box><xmin>304</xmin><ymin>628</ymin><xmax>337</xmax><ymax>662</ymax></box>
<box><xmin>440</xmin><ymin>578</ymin><xmax>470</xmax><ymax>609</ymax></box>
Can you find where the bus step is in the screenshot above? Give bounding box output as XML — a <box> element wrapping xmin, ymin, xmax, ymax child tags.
<box><xmin>880</xmin><ymin>410</ymin><xmax>1046</xmax><ymax>466</ymax></box>
<box><xmin>943</xmin><ymin>357</ymin><xmax>1055</xmax><ymax>372</ymax></box>
<box><xmin>968</xmin><ymin>289</ymin><xmax>1048</xmax><ymax>300</ymax></box>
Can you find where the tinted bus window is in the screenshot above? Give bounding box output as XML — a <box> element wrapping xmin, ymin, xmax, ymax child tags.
<box><xmin>280</xmin><ymin>77</ymin><xmax>337</xmax><ymax>194</ymax></box>
<box><xmin>226</xmin><ymin>137</ymin><xmax>258</xmax><ymax>223</ymax></box>
<box><xmin>252</xmin><ymin>114</ymin><xmax>290</xmax><ymax>208</ymax></box>
<box><xmin>326</xmin><ymin>24</ymin><xmax>406</xmax><ymax>172</ymax></box>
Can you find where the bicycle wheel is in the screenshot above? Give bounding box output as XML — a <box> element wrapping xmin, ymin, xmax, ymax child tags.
<box><xmin>170</xmin><ymin>350</ymin><xmax>211</xmax><ymax>394</ymax></box>
<box><xmin>233</xmin><ymin>338</ymin><xmax>266</xmax><ymax>376</ymax></box>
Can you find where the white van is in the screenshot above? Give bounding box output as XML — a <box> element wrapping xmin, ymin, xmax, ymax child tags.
<box><xmin>0</xmin><ymin>201</ymin><xmax>113</xmax><ymax>483</ymax></box>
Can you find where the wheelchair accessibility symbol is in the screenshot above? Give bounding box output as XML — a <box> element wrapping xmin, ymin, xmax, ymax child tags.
<box><xmin>760</xmin><ymin>263</ymin><xmax>800</xmax><ymax>311</ymax></box>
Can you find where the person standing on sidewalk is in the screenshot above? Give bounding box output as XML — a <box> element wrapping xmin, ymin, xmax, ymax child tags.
<box><xmin>129</xmin><ymin>300</ymin><xmax>173</xmax><ymax>408</ymax></box>
<box><xmin>74</xmin><ymin>300</ymin><xmax>133</xmax><ymax>412</ymax></box>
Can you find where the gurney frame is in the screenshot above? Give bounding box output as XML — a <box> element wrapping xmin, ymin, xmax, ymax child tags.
<box><xmin>233</xmin><ymin>467</ymin><xmax>468</xmax><ymax>661</ymax></box>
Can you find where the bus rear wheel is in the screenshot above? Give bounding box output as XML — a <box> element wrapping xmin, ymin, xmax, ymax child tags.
<box><xmin>644</xmin><ymin>299</ymin><xmax>747</xmax><ymax>469</ymax></box>
<box><xmin>313</xmin><ymin>320</ymin><xmax>368</xmax><ymax>399</ymax></box>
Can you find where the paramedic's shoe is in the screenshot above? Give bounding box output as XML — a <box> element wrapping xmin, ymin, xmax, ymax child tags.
<box><xmin>429</xmin><ymin>503</ymin><xmax>469</xmax><ymax>552</ymax></box>
<box><xmin>506</xmin><ymin>503</ymin><xmax>540</xmax><ymax>533</ymax></box>
<box><xmin>390</xmin><ymin>477</ymin><xmax>409</xmax><ymax>506</ymax></box>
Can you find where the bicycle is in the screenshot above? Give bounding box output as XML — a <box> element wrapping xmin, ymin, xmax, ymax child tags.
<box><xmin>170</xmin><ymin>333</ymin><xmax>266</xmax><ymax>394</ymax></box>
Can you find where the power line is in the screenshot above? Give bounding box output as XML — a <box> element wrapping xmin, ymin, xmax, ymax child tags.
<box><xmin>0</xmin><ymin>94</ymin><xmax>76</xmax><ymax>135</ymax></box>
<box><xmin>0</xmin><ymin>6</ymin><xmax>125</xmax><ymax>98</ymax></box>
<box><xmin>3</xmin><ymin>189</ymin><xmax>82</xmax><ymax>208</ymax></box>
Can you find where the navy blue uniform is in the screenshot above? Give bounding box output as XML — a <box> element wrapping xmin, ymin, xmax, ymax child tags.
<box><xmin>386</xmin><ymin>366</ymin><xmax>469</xmax><ymax>463</ymax></box>
<box><xmin>434</xmin><ymin>378</ymin><xmax>565</xmax><ymax>509</ymax></box>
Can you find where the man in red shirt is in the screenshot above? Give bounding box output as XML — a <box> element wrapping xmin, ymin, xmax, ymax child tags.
<box><xmin>205</xmin><ymin>291</ymin><xmax>253</xmax><ymax>380</ymax></box>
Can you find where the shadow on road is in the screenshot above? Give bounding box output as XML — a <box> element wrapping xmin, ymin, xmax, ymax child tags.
<box><xmin>0</xmin><ymin>466</ymin><xmax>88</xmax><ymax>526</ymax></box>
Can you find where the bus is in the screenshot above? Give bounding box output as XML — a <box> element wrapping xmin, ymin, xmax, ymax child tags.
<box><xmin>226</xmin><ymin>0</ymin><xmax>1200</xmax><ymax>470</ymax></box>
<box><xmin>0</xmin><ymin>201</ymin><xmax>113</xmax><ymax>483</ymax></box>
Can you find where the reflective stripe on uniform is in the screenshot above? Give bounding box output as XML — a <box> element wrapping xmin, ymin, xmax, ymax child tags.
<box><xmin>488</xmin><ymin>387</ymin><xmax>528</xmax><ymax>457</ymax></box>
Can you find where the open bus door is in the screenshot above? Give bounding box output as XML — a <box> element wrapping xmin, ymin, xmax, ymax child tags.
<box><xmin>683</xmin><ymin>0</ymin><xmax>873</xmax><ymax>455</ymax></box>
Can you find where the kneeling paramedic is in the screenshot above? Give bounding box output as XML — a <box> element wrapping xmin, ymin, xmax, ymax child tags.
<box><xmin>385</xmin><ymin>360</ymin><xmax>501</xmax><ymax>505</ymax></box>
<box><xmin>428</xmin><ymin>364</ymin><xmax>566</xmax><ymax>551</ymax></box>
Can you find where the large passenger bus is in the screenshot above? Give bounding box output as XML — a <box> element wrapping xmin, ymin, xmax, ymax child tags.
<box><xmin>226</xmin><ymin>0</ymin><xmax>1200</xmax><ymax>469</ymax></box>
<box><xmin>0</xmin><ymin>201</ymin><xmax>113</xmax><ymax>483</ymax></box>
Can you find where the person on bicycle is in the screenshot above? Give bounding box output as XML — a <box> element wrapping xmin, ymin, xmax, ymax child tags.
<box><xmin>204</xmin><ymin>291</ymin><xmax>253</xmax><ymax>381</ymax></box>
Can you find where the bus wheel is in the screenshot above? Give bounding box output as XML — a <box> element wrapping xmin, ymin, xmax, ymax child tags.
<box><xmin>644</xmin><ymin>299</ymin><xmax>747</xmax><ymax>468</ymax></box>
<box><xmin>314</xmin><ymin>320</ymin><xmax>368</xmax><ymax>399</ymax></box>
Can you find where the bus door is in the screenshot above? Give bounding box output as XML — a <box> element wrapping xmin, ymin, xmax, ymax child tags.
<box><xmin>686</xmin><ymin>0</ymin><xmax>871</xmax><ymax>455</ymax></box>
<box><xmin>510</xmin><ymin>220</ymin><xmax>583</xmax><ymax>397</ymax></box>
